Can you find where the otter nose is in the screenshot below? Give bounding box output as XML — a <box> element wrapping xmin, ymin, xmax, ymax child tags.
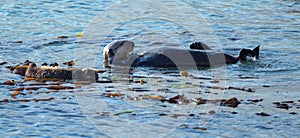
<box><xmin>109</xmin><ymin>58</ymin><xmax>113</xmax><ymax>64</ymax></box>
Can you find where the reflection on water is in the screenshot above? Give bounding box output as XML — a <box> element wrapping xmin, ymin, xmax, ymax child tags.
<box><xmin>0</xmin><ymin>0</ymin><xmax>299</xmax><ymax>137</ymax></box>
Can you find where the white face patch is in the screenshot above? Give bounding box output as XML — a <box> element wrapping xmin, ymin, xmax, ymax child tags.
<box><xmin>103</xmin><ymin>40</ymin><xmax>135</xmax><ymax>66</ymax></box>
<box><xmin>246</xmin><ymin>56</ymin><xmax>256</xmax><ymax>61</ymax></box>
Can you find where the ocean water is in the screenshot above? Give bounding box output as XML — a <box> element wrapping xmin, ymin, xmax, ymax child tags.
<box><xmin>0</xmin><ymin>0</ymin><xmax>299</xmax><ymax>137</ymax></box>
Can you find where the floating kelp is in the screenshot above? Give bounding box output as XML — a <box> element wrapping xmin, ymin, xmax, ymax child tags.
<box><xmin>247</xmin><ymin>99</ymin><xmax>263</xmax><ymax>103</ymax></box>
<box><xmin>3</xmin><ymin>80</ymin><xmax>16</xmax><ymax>85</ymax></box>
<box><xmin>191</xmin><ymin>98</ymin><xmax>208</xmax><ymax>105</ymax></box>
<box><xmin>289</xmin><ymin>112</ymin><xmax>297</xmax><ymax>115</ymax></box>
<box><xmin>128</xmin><ymin>87</ymin><xmax>151</xmax><ymax>92</ymax></box>
<box><xmin>228</xmin><ymin>86</ymin><xmax>254</xmax><ymax>92</ymax></box>
<box><xmin>256</xmin><ymin>112</ymin><xmax>271</xmax><ymax>116</ymax></box>
<box><xmin>180</xmin><ymin>70</ymin><xmax>188</xmax><ymax>77</ymax></box>
<box><xmin>77</xmin><ymin>32</ymin><xmax>83</xmax><ymax>37</ymax></box>
<box><xmin>0</xmin><ymin>97</ymin><xmax>54</xmax><ymax>103</ymax></box>
<box><xmin>262</xmin><ymin>85</ymin><xmax>271</xmax><ymax>87</ymax></box>
<box><xmin>282</xmin><ymin>101</ymin><xmax>294</xmax><ymax>103</ymax></box>
<box><xmin>113</xmin><ymin>110</ymin><xmax>135</xmax><ymax>116</ymax></box>
<box><xmin>192</xmin><ymin>127</ymin><xmax>207</xmax><ymax>131</ymax></box>
<box><xmin>148</xmin><ymin>95</ymin><xmax>164</xmax><ymax>100</ymax></box>
<box><xmin>0</xmin><ymin>99</ymin><xmax>9</xmax><ymax>102</ymax></box>
<box><xmin>160</xmin><ymin>94</ymin><xmax>190</xmax><ymax>105</ymax></box>
<box><xmin>11</xmin><ymin>91</ymin><xmax>23</xmax><ymax>98</ymax></box>
<box><xmin>57</xmin><ymin>36</ymin><xmax>69</xmax><ymax>39</ymax></box>
<box><xmin>220</xmin><ymin>97</ymin><xmax>241</xmax><ymax>108</ymax></box>
<box><xmin>33</xmin><ymin>97</ymin><xmax>54</xmax><ymax>102</ymax></box>
<box><xmin>62</xmin><ymin>60</ymin><xmax>75</xmax><ymax>66</ymax></box>
<box><xmin>156</xmin><ymin>88</ymin><xmax>173</xmax><ymax>93</ymax></box>
<box><xmin>2</xmin><ymin>58</ymin><xmax>297</xmax><ymax>125</ymax></box>
<box><xmin>0</xmin><ymin>62</ymin><xmax>8</xmax><ymax>66</ymax></box>
<box><xmin>9</xmin><ymin>61</ymin><xmax>98</xmax><ymax>81</ymax></box>
<box><xmin>133</xmin><ymin>79</ymin><xmax>147</xmax><ymax>84</ymax></box>
<box><xmin>198</xmin><ymin>85</ymin><xmax>255</xmax><ymax>92</ymax></box>
<box><xmin>210</xmin><ymin>80</ymin><xmax>220</xmax><ymax>83</ymax></box>
<box><xmin>273</xmin><ymin>102</ymin><xmax>292</xmax><ymax>110</ymax></box>
<box><xmin>8</xmin><ymin>40</ymin><xmax>23</xmax><ymax>43</ymax></box>
<box><xmin>46</xmin><ymin>85</ymin><xmax>74</xmax><ymax>90</ymax></box>
<box><xmin>103</xmin><ymin>92</ymin><xmax>124</xmax><ymax>98</ymax></box>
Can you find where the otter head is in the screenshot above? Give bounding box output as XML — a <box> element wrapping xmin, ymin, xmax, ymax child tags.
<box><xmin>103</xmin><ymin>40</ymin><xmax>134</xmax><ymax>67</ymax></box>
<box><xmin>238</xmin><ymin>45</ymin><xmax>260</xmax><ymax>62</ymax></box>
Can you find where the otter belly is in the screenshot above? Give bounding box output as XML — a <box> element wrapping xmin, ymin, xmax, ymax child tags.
<box><xmin>132</xmin><ymin>48</ymin><xmax>237</xmax><ymax>68</ymax></box>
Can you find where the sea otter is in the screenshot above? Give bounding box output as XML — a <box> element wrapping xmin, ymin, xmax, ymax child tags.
<box><xmin>103</xmin><ymin>40</ymin><xmax>259</xmax><ymax>68</ymax></box>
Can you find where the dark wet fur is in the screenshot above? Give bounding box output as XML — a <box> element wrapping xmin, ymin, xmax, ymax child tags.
<box><xmin>189</xmin><ymin>42</ymin><xmax>212</xmax><ymax>50</ymax></box>
<box><xmin>111</xmin><ymin>42</ymin><xmax>260</xmax><ymax>69</ymax></box>
<box><xmin>238</xmin><ymin>46</ymin><xmax>260</xmax><ymax>61</ymax></box>
<box><xmin>131</xmin><ymin>48</ymin><xmax>238</xmax><ymax>69</ymax></box>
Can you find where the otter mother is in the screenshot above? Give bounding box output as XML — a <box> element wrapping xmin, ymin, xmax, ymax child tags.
<box><xmin>103</xmin><ymin>40</ymin><xmax>259</xmax><ymax>68</ymax></box>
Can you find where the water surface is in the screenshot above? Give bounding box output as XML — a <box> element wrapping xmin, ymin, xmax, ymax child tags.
<box><xmin>0</xmin><ymin>0</ymin><xmax>299</xmax><ymax>137</ymax></box>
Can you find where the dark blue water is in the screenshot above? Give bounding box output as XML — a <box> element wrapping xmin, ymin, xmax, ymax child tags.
<box><xmin>1</xmin><ymin>0</ymin><xmax>299</xmax><ymax>137</ymax></box>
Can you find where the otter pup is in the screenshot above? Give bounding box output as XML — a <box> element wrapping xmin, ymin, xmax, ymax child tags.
<box><xmin>103</xmin><ymin>40</ymin><xmax>259</xmax><ymax>68</ymax></box>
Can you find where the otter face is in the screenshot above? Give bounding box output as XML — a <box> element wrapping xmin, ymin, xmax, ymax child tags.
<box><xmin>103</xmin><ymin>40</ymin><xmax>134</xmax><ymax>67</ymax></box>
<box><xmin>238</xmin><ymin>49</ymin><xmax>257</xmax><ymax>62</ymax></box>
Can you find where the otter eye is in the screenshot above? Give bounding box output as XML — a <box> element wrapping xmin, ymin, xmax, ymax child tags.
<box><xmin>108</xmin><ymin>49</ymin><xmax>115</xmax><ymax>56</ymax></box>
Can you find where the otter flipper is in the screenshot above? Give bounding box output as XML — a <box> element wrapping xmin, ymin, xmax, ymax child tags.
<box><xmin>190</xmin><ymin>42</ymin><xmax>212</xmax><ymax>50</ymax></box>
<box><xmin>252</xmin><ymin>45</ymin><xmax>260</xmax><ymax>59</ymax></box>
<box><xmin>238</xmin><ymin>45</ymin><xmax>260</xmax><ymax>61</ymax></box>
